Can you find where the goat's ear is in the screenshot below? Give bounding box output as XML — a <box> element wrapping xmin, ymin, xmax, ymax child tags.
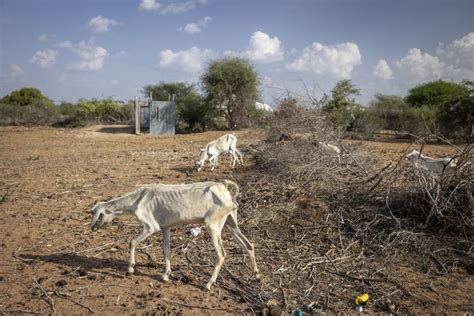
<box><xmin>200</xmin><ymin>148</ymin><xmax>205</xmax><ymax>152</ymax></box>
<box><xmin>92</xmin><ymin>200</ymin><xmax>98</xmax><ymax>206</ymax></box>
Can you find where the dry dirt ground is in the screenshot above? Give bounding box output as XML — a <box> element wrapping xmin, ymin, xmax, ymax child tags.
<box><xmin>0</xmin><ymin>126</ymin><xmax>472</xmax><ymax>315</ymax></box>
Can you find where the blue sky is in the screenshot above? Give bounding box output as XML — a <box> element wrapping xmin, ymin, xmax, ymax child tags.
<box><xmin>1</xmin><ymin>0</ymin><xmax>473</xmax><ymax>105</ymax></box>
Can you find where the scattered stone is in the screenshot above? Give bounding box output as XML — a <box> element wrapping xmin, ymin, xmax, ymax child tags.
<box><xmin>181</xmin><ymin>275</ymin><xmax>192</xmax><ymax>284</ymax></box>
<box><xmin>56</xmin><ymin>279</ymin><xmax>67</xmax><ymax>287</ymax></box>
<box><xmin>78</xmin><ymin>268</ymin><xmax>87</xmax><ymax>276</ymax></box>
<box><xmin>87</xmin><ymin>274</ymin><xmax>97</xmax><ymax>280</ymax></box>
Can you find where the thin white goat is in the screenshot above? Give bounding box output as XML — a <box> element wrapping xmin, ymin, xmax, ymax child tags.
<box><xmin>90</xmin><ymin>180</ymin><xmax>259</xmax><ymax>290</ymax></box>
<box><xmin>405</xmin><ymin>149</ymin><xmax>457</xmax><ymax>174</ymax></box>
<box><xmin>196</xmin><ymin>134</ymin><xmax>243</xmax><ymax>171</ymax></box>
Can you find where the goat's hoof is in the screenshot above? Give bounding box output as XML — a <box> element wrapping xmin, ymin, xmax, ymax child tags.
<box><xmin>204</xmin><ymin>283</ymin><xmax>212</xmax><ymax>291</ymax></box>
<box><xmin>254</xmin><ymin>273</ymin><xmax>262</xmax><ymax>280</ymax></box>
<box><xmin>126</xmin><ymin>271</ymin><xmax>133</xmax><ymax>277</ymax></box>
<box><xmin>162</xmin><ymin>275</ymin><xmax>170</xmax><ymax>282</ymax></box>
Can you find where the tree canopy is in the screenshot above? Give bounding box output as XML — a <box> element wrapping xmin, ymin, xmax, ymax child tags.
<box><xmin>142</xmin><ymin>82</ymin><xmax>195</xmax><ymax>102</ymax></box>
<box><xmin>405</xmin><ymin>80</ymin><xmax>469</xmax><ymax>109</ymax></box>
<box><xmin>201</xmin><ymin>57</ymin><xmax>259</xmax><ymax>129</ymax></box>
<box><xmin>0</xmin><ymin>87</ymin><xmax>53</xmax><ymax>108</ymax></box>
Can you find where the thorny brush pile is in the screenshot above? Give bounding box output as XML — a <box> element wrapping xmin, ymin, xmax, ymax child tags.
<box><xmin>226</xmin><ymin>98</ymin><xmax>473</xmax><ymax>314</ymax></box>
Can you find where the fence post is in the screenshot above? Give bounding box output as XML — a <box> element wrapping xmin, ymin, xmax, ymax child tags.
<box><xmin>135</xmin><ymin>97</ymin><xmax>140</xmax><ymax>135</ymax></box>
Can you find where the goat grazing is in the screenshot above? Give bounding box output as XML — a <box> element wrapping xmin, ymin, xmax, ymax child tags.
<box><xmin>90</xmin><ymin>180</ymin><xmax>259</xmax><ymax>290</ymax></box>
<box><xmin>196</xmin><ymin>134</ymin><xmax>243</xmax><ymax>171</ymax></box>
<box><xmin>405</xmin><ymin>149</ymin><xmax>457</xmax><ymax>174</ymax></box>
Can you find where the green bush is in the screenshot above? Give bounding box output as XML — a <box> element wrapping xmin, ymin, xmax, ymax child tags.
<box><xmin>0</xmin><ymin>102</ymin><xmax>58</xmax><ymax>125</ymax></box>
<box><xmin>76</xmin><ymin>99</ymin><xmax>132</xmax><ymax>124</ymax></box>
<box><xmin>177</xmin><ymin>93</ymin><xmax>220</xmax><ymax>132</ymax></box>
<box><xmin>437</xmin><ymin>94</ymin><xmax>473</xmax><ymax>140</ymax></box>
<box><xmin>367</xmin><ymin>94</ymin><xmax>408</xmax><ymax>131</ymax></box>
<box><xmin>349</xmin><ymin>107</ymin><xmax>384</xmax><ymax>138</ymax></box>
<box><xmin>401</xmin><ymin>105</ymin><xmax>438</xmax><ymax>135</ymax></box>
<box><xmin>0</xmin><ymin>87</ymin><xmax>54</xmax><ymax>108</ymax></box>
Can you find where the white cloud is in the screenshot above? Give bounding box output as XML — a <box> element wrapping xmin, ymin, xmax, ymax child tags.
<box><xmin>58</xmin><ymin>40</ymin><xmax>108</xmax><ymax>71</ymax></box>
<box><xmin>31</xmin><ymin>49</ymin><xmax>58</xmax><ymax>68</ymax></box>
<box><xmin>4</xmin><ymin>64</ymin><xmax>25</xmax><ymax>78</ymax></box>
<box><xmin>373</xmin><ymin>59</ymin><xmax>393</xmax><ymax>80</ymax></box>
<box><xmin>38</xmin><ymin>33</ymin><xmax>55</xmax><ymax>43</ymax></box>
<box><xmin>159</xmin><ymin>46</ymin><xmax>214</xmax><ymax>73</ymax></box>
<box><xmin>394</xmin><ymin>48</ymin><xmax>445</xmax><ymax>83</ymax></box>
<box><xmin>436</xmin><ymin>32</ymin><xmax>474</xmax><ymax>72</ymax></box>
<box><xmin>369</xmin><ymin>32</ymin><xmax>474</xmax><ymax>98</ymax></box>
<box><xmin>139</xmin><ymin>0</ymin><xmax>161</xmax><ymax>11</ymax></box>
<box><xmin>179</xmin><ymin>16</ymin><xmax>212</xmax><ymax>34</ymax></box>
<box><xmin>243</xmin><ymin>31</ymin><xmax>284</xmax><ymax>63</ymax></box>
<box><xmin>139</xmin><ymin>0</ymin><xmax>207</xmax><ymax>14</ymax></box>
<box><xmin>87</xmin><ymin>15</ymin><xmax>119</xmax><ymax>33</ymax></box>
<box><xmin>287</xmin><ymin>42</ymin><xmax>361</xmax><ymax>78</ymax></box>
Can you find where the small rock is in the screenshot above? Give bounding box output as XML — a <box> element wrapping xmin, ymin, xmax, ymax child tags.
<box><xmin>87</xmin><ymin>274</ymin><xmax>97</xmax><ymax>280</ymax></box>
<box><xmin>181</xmin><ymin>275</ymin><xmax>192</xmax><ymax>284</ymax></box>
<box><xmin>78</xmin><ymin>269</ymin><xmax>87</xmax><ymax>276</ymax></box>
<box><xmin>56</xmin><ymin>279</ymin><xmax>67</xmax><ymax>287</ymax></box>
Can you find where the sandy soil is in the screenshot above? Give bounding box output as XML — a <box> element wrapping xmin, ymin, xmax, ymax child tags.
<box><xmin>0</xmin><ymin>126</ymin><xmax>471</xmax><ymax>315</ymax></box>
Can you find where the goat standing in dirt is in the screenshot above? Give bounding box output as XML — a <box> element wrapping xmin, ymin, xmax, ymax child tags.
<box><xmin>90</xmin><ymin>180</ymin><xmax>259</xmax><ymax>290</ymax></box>
<box><xmin>196</xmin><ymin>134</ymin><xmax>243</xmax><ymax>171</ymax></box>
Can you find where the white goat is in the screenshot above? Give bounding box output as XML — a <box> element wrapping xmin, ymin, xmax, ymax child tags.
<box><xmin>90</xmin><ymin>180</ymin><xmax>259</xmax><ymax>290</ymax></box>
<box><xmin>318</xmin><ymin>142</ymin><xmax>341</xmax><ymax>155</ymax></box>
<box><xmin>405</xmin><ymin>149</ymin><xmax>457</xmax><ymax>174</ymax></box>
<box><xmin>197</xmin><ymin>134</ymin><xmax>243</xmax><ymax>171</ymax></box>
<box><xmin>318</xmin><ymin>141</ymin><xmax>341</xmax><ymax>162</ymax></box>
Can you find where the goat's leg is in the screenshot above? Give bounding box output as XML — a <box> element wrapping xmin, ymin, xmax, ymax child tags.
<box><xmin>236</xmin><ymin>149</ymin><xmax>244</xmax><ymax>165</ymax></box>
<box><xmin>225</xmin><ymin>214</ymin><xmax>260</xmax><ymax>278</ymax></box>
<box><xmin>205</xmin><ymin>221</ymin><xmax>227</xmax><ymax>290</ymax></box>
<box><xmin>209</xmin><ymin>155</ymin><xmax>218</xmax><ymax>171</ymax></box>
<box><xmin>162</xmin><ymin>228</ymin><xmax>172</xmax><ymax>282</ymax></box>
<box><xmin>230</xmin><ymin>150</ymin><xmax>237</xmax><ymax>168</ymax></box>
<box><xmin>197</xmin><ymin>156</ymin><xmax>208</xmax><ymax>171</ymax></box>
<box><xmin>127</xmin><ymin>227</ymin><xmax>154</xmax><ymax>275</ymax></box>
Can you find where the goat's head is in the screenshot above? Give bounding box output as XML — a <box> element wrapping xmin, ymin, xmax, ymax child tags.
<box><xmin>405</xmin><ymin>149</ymin><xmax>421</xmax><ymax>161</ymax></box>
<box><xmin>90</xmin><ymin>202</ymin><xmax>114</xmax><ymax>231</ymax></box>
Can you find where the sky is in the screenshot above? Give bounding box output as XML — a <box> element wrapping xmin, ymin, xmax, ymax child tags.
<box><xmin>1</xmin><ymin>0</ymin><xmax>473</xmax><ymax>106</ymax></box>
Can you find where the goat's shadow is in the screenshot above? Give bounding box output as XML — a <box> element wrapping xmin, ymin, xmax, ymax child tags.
<box><xmin>20</xmin><ymin>253</ymin><xmax>203</xmax><ymax>286</ymax></box>
<box><xmin>170</xmin><ymin>166</ymin><xmax>197</xmax><ymax>176</ymax></box>
<box><xmin>21</xmin><ymin>253</ymin><xmax>167</xmax><ymax>281</ymax></box>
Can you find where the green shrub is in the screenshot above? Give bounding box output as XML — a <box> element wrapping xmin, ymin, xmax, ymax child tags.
<box><xmin>349</xmin><ymin>107</ymin><xmax>384</xmax><ymax>138</ymax></box>
<box><xmin>401</xmin><ymin>105</ymin><xmax>438</xmax><ymax>135</ymax></box>
<box><xmin>75</xmin><ymin>99</ymin><xmax>132</xmax><ymax>124</ymax></box>
<box><xmin>367</xmin><ymin>94</ymin><xmax>408</xmax><ymax>131</ymax></box>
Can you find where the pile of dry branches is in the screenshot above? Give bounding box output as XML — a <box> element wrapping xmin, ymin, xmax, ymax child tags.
<box><xmin>227</xmin><ymin>99</ymin><xmax>473</xmax><ymax>313</ymax></box>
<box><xmin>381</xmin><ymin>143</ymin><xmax>473</xmax><ymax>236</ymax></box>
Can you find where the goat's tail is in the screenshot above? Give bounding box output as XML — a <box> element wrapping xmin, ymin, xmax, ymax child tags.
<box><xmin>223</xmin><ymin>180</ymin><xmax>239</xmax><ymax>204</ymax></box>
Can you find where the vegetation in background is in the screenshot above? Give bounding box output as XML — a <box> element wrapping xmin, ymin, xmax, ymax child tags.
<box><xmin>1</xmin><ymin>77</ymin><xmax>471</xmax><ymax>141</ymax></box>
<box><xmin>201</xmin><ymin>57</ymin><xmax>260</xmax><ymax>129</ymax></box>
<box><xmin>142</xmin><ymin>82</ymin><xmax>220</xmax><ymax>132</ymax></box>
<box><xmin>0</xmin><ymin>87</ymin><xmax>56</xmax><ymax>125</ymax></box>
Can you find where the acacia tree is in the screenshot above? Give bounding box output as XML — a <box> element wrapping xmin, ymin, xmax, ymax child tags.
<box><xmin>201</xmin><ymin>58</ymin><xmax>259</xmax><ymax>129</ymax></box>
<box><xmin>142</xmin><ymin>82</ymin><xmax>195</xmax><ymax>101</ymax></box>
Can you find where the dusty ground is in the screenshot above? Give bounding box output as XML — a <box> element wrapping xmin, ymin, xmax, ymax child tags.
<box><xmin>0</xmin><ymin>126</ymin><xmax>472</xmax><ymax>315</ymax></box>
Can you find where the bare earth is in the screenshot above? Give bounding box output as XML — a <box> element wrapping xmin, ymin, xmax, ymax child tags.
<box><xmin>0</xmin><ymin>126</ymin><xmax>472</xmax><ymax>315</ymax></box>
